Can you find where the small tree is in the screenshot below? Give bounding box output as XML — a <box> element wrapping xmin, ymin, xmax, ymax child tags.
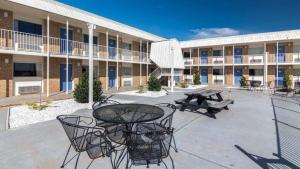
<box><xmin>148</xmin><ymin>75</ymin><xmax>161</xmax><ymax>91</ymax></box>
<box><xmin>73</xmin><ymin>72</ymin><xmax>104</xmax><ymax>103</ymax></box>
<box><xmin>240</xmin><ymin>76</ymin><xmax>247</xmax><ymax>87</ymax></box>
<box><xmin>193</xmin><ymin>71</ymin><xmax>201</xmax><ymax>85</ymax></box>
<box><xmin>283</xmin><ymin>72</ymin><xmax>292</xmax><ymax>90</ymax></box>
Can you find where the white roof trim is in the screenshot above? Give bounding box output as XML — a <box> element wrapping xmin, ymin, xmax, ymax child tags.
<box><xmin>180</xmin><ymin>29</ymin><xmax>300</xmax><ymax>48</ymax></box>
<box><xmin>8</xmin><ymin>0</ymin><xmax>165</xmax><ymax>42</ymax></box>
<box><xmin>150</xmin><ymin>39</ymin><xmax>185</xmax><ymax>69</ymax></box>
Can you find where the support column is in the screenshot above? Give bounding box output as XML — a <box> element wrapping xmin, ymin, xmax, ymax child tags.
<box><xmin>116</xmin><ymin>34</ymin><xmax>119</xmax><ymax>89</ymax></box>
<box><xmin>197</xmin><ymin>48</ymin><xmax>200</xmax><ymax>71</ymax></box>
<box><xmin>66</xmin><ymin>20</ymin><xmax>69</xmax><ymax>94</ymax></box>
<box><xmin>106</xmin><ymin>31</ymin><xmax>109</xmax><ymax>90</ymax></box>
<box><xmin>222</xmin><ymin>45</ymin><xmax>225</xmax><ymax>85</ymax></box>
<box><xmin>232</xmin><ymin>45</ymin><xmax>235</xmax><ymax>85</ymax></box>
<box><xmin>139</xmin><ymin>40</ymin><xmax>142</xmax><ymax>85</ymax></box>
<box><xmin>276</xmin><ymin>41</ymin><xmax>279</xmax><ymax>87</ymax></box>
<box><xmin>146</xmin><ymin>41</ymin><xmax>149</xmax><ymax>82</ymax></box>
<box><xmin>171</xmin><ymin>47</ymin><xmax>174</xmax><ymax>92</ymax></box>
<box><xmin>46</xmin><ymin>15</ymin><xmax>50</xmax><ymax>97</ymax></box>
<box><xmin>189</xmin><ymin>48</ymin><xmax>192</xmax><ymax>75</ymax></box>
<box><xmin>88</xmin><ymin>23</ymin><xmax>96</xmax><ymax>109</ymax></box>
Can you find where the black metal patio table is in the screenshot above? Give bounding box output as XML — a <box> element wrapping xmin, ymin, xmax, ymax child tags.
<box><xmin>93</xmin><ymin>103</ymin><xmax>164</xmax><ymax>168</ymax></box>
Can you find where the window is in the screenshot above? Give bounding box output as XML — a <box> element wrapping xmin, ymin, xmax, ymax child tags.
<box><xmin>249</xmin><ymin>69</ymin><xmax>263</xmax><ymax>76</ymax></box>
<box><xmin>183</xmin><ymin>52</ymin><xmax>190</xmax><ymax>58</ymax></box>
<box><xmin>183</xmin><ymin>69</ymin><xmax>190</xmax><ymax>75</ymax></box>
<box><xmin>213</xmin><ymin>69</ymin><xmax>223</xmax><ymax>75</ymax></box>
<box><xmin>249</xmin><ymin>47</ymin><xmax>264</xmax><ymax>55</ymax></box>
<box><xmin>14</xmin><ymin>63</ymin><xmax>42</xmax><ymax>77</ymax></box>
<box><xmin>83</xmin><ymin>34</ymin><xmax>98</xmax><ymax>45</ymax></box>
<box><xmin>294</xmin><ymin>69</ymin><xmax>300</xmax><ymax>76</ymax></box>
<box><xmin>123</xmin><ymin>43</ymin><xmax>132</xmax><ymax>50</ymax></box>
<box><xmin>213</xmin><ymin>50</ymin><xmax>222</xmax><ymax>56</ymax></box>
<box><xmin>14</xmin><ymin>20</ymin><xmax>42</xmax><ymax>35</ymax></box>
<box><xmin>293</xmin><ymin>45</ymin><xmax>300</xmax><ymax>53</ymax></box>
<box><xmin>82</xmin><ymin>66</ymin><xmax>99</xmax><ymax>77</ymax></box>
<box><xmin>123</xmin><ymin>67</ymin><xmax>132</xmax><ymax>76</ymax></box>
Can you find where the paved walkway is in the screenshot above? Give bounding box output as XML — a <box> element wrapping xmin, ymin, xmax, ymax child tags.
<box><xmin>0</xmin><ymin>89</ymin><xmax>279</xmax><ymax>169</ymax></box>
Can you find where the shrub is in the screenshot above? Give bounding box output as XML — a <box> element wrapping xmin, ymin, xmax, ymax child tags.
<box><xmin>240</xmin><ymin>76</ymin><xmax>247</xmax><ymax>87</ymax></box>
<box><xmin>137</xmin><ymin>85</ymin><xmax>145</xmax><ymax>93</ymax></box>
<box><xmin>193</xmin><ymin>71</ymin><xmax>201</xmax><ymax>85</ymax></box>
<box><xmin>73</xmin><ymin>72</ymin><xmax>104</xmax><ymax>103</ymax></box>
<box><xmin>26</xmin><ymin>100</ymin><xmax>51</xmax><ymax>111</ymax></box>
<box><xmin>148</xmin><ymin>75</ymin><xmax>161</xmax><ymax>91</ymax></box>
<box><xmin>180</xmin><ymin>80</ymin><xmax>188</xmax><ymax>88</ymax></box>
<box><xmin>283</xmin><ymin>72</ymin><xmax>292</xmax><ymax>90</ymax></box>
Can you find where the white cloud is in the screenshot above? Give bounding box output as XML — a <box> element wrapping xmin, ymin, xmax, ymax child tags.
<box><xmin>190</xmin><ymin>28</ymin><xmax>240</xmax><ymax>39</ymax></box>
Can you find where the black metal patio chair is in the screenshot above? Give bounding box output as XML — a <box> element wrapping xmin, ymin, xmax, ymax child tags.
<box><xmin>57</xmin><ymin>115</ymin><xmax>111</xmax><ymax>169</ymax></box>
<box><xmin>136</xmin><ymin>103</ymin><xmax>178</xmax><ymax>152</ymax></box>
<box><xmin>124</xmin><ymin>126</ymin><xmax>175</xmax><ymax>169</ymax></box>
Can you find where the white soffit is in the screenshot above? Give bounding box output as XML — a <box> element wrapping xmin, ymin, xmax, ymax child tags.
<box><xmin>180</xmin><ymin>29</ymin><xmax>300</xmax><ymax>48</ymax></box>
<box><xmin>150</xmin><ymin>39</ymin><xmax>185</xmax><ymax>69</ymax></box>
<box><xmin>8</xmin><ymin>0</ymin><xmax>165</xmax><ymax>42</ymax></box>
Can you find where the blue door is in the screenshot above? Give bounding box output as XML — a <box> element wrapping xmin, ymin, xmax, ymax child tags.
<box><xmin>108</xmin><ymin>38</ymin><xmax>116</xmax><ymax>59</ymax></box>
<box><xmin>60</xmin><ymin>28</ymin><xmax>73</xmax><ymax>54</ymax></box>
<box><xmin>234</xmin><ymin>68</ymin><xmax>243</xmax><ymax>85</ymax></box>
<box><xmin>201</xmin><ymin>51</ymin><xmax>208</xmax><ymax>64</ymax></box>
<box><xmin>60</xmin><ymin>64</ymin><xmax>72</xmax><ymax>91</ymax></box>
<box><xmin>108</xmin><ymin>66</ymin><xmax>116</xmax><ymax>88</ymax></box>
<box><xmin>201</xmin><ymin>69</ymin><xmax>208</xmax><ymax>84</ymax></box>
<box><xmin>234</xmin><ymin>48</ymin><xmax>243</xmax><ymax>64</ymax></box>
<box><xmin>275</xmin><ymin>46</ymin><xmax>285</xmax><ymax>63</ymax></box>
<box><xmin>277</xmin><ymin>68</ymin><xmax>285</xmax><ymax>87</ymax></box>
<box><xmin>175</xmin><ymin>76</ymin><xmax>180</xmax><ymax>82</ymax></box>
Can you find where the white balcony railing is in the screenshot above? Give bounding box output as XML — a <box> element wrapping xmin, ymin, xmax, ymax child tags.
<box><xmin>184</xmin><ymin>58</ymin><xmax>193</xmax><ymax>65</ymax></box>
<box><xmin>0</xmin><ymin>28</ymin><xmax>150</xmax><ymax>63</ymax></box>
<box><xmin>249</xmin><ymin>54</ymin><xmax>264</xmax><ymax>64</ymax></box>
<box><xmin>185</xmin><ymin>74</ymin><xmax>193</xmax><ymax>80</ymax></box>
<box><xmin>212</xmin><ymin>56</ymin><xmax>223</xmax><ymax>64</ymax></box>
<box><xmin>249</xmin><ymin>76</ymin><xmax>264</xmax><ymax>84</ymax></box>
<box><xmin>293</xmin><ymin>53</ymin><xmax>300</xmax><ymax>63</ymax></box>
<box><xmin>213</xmin><ymin>75</ymin><xmax>224</xmax><ymax>84</ymax></box>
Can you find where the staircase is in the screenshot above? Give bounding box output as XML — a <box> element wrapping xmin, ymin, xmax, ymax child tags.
<box><xmin>149</xmin><ymin>67</ymin><xmax>162</xmax><ymax>79</ymax></box>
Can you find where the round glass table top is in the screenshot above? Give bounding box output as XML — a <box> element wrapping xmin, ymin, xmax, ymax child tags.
<box><xmin>93</xmin><ymin>104</ymin><xmax>164</xmax><ymax>124</ymax></box>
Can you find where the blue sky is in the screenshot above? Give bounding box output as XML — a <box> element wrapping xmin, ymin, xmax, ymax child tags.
<box><xmin>57</xmin><ymin>0</ymin><xmax>300</xmax><ymax>40</ymax></box>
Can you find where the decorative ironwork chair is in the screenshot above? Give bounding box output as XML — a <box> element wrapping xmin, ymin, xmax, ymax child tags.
<box><xmin>124</xmin><ymin>126</ymin><xmax>175</xmax><ymax>169</ymax></box>
<box><xmin>57</xmin><ymin>115</ymin><xmax>111</xmax><ymax>169</ymax></box>
<box><xmin>137</xmin><ymin>103</ymin><xmax>178</xmax><ymax>152</ymax></box>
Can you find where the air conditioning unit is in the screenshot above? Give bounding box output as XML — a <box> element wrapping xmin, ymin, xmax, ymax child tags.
<box><xmin>123</xmin><ymin>80</ymin><xmax>132</xmax><ymax>87</ymax></box>
<box><xmin>19</xmin><ymin>86</ymin><xmax>41</xmax><ymax>95</ymax></box>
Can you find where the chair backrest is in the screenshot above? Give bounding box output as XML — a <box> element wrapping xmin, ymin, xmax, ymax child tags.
<box><xmin>92</xmin><ymin>99</ymin><xmax>120</xmax><ymax>110</ymax></box>
<box><xmin>57</xmin><ymin>115</ymin><xmax>95</xmax><ymax>152</ymax></box>
<box><xmin>85</xmin><ymin>130</ymin><xmax>112</xmax><ymax>159</ymax></box>
<box><xmin>125</xmin><ymin>127</ymin><xmax>173</xmax><ymax>164</ymax></box>
<box><xmin>155</xmin><ymin>103</ymin><xmax>177</xmax><ymax>129</ymax></box>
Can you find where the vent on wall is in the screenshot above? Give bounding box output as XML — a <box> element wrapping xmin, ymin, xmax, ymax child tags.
<box><xmin>123</xmin><ymin>80</ymin><xmax>132</xmax><ymax>87</ymax></box>
<box><xmin>19</xmin><ymin>86</ymin><xmax>41</xmax><ymax>95</ymax></box>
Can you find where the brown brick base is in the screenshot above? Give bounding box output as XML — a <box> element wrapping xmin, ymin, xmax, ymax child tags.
<box><xmin>0</xmin><ymin>54</ymin><xmax>13</xmax><ymax>97</ymax></box>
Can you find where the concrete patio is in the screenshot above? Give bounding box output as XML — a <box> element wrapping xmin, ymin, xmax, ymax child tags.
<box><xmin>0</xmin><ymin>89</ymin><xmax>292</xmax><ymax>169</ymax></box>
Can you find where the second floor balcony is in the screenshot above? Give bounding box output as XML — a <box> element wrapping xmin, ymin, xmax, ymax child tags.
<box><xmin>234</xmin><ymin>55</ymin><xmax>243</xmax><ymax>64</ymax></box>
<box><xmin>0</xmin><ymin>28</ymin><xmax>150</xmax><ymax>63</ymax></box>
<box><xmin>249</xmin><ymin>54</ymin><xmax>264</xmax><ymax>64</ymax></box>
<box><xmin>200</xmin><ymin>57</ymin><xmax>208</xmax><ymax>64</ymax></box>
<box><xmin>212</xmin><ymin>56</ymin><xmax>223</xmax><ymax>64</ymax></box>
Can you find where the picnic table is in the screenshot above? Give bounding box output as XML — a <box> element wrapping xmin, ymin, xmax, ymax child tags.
<box><xmin>175</xmin><ymin>89</ymin><xmax>234</xmax><ymax>117</ymax></box>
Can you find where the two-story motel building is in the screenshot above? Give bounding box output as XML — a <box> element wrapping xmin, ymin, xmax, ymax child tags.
<box><xmin>1</xmin><ymin>0</ymin><xmax>300</xmax><ymax>98</ymax></box>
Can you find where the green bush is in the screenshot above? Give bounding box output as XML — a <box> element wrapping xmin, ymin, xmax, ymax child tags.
<box><xmin>283</xmin><ymin>72</ymin><xmax>292</xmax><ymax>89</ymax></box>
<box><xmin>73</xmin><ymin>72</ymin><xmax>104</xmax><ymax>103</ymax></box>
<box><xmin>193</xmin><ymin>71</ymin><xmax>201</xmax><ymax>85</ymax></box>
<box><xmin>180</xmin><ymin>80</ymin><xmax>188</xmax><ymax>88</ymax></box>
<box><xmin>137</xmin><ymin>85</ymin><xmax>145</xmax><ymax>93</ymax></box>
<box><xmin>240</xmin><ymin>76</ymin><xmax>247</xmax><ymax>87</ymax></box>
<box><xmin>148</xmin><ymin>75</ymin><xmax>161</xmax><ymax>91</ymax></box>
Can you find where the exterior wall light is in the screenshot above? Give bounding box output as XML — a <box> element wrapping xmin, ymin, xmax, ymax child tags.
<box><xmin>4</xmin><ymin>12</ymin><xmax>8</xmax><ymax>17</ymax></box>
<box><xmin>4</xmin><ymin>58</ymin><xmax>9</xmax><ymax>64</ymax></box>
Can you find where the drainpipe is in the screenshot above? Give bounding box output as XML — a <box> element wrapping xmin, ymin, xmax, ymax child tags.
<box><xmin>106</xmin><ymin>31</ymin><xmax>109</xmax><ymax>90</ymax></box>
<box><xmin>276</xmin><ymin>41</ymin><xmax>279</xmax><ymax>87</ymax></box>
<box><xmin>232</xmin><ymin>45</ymin><xmax>235</xmax><ymax>85</ymax></box>
<box><xmin>116</xmin><ymin>34</ymin><xmax>119</xmax><ymax>89</ymax></box>
<box><xmin>47</xmin><ymin>15</ymin><xmax>50</xmax><ymax>97</ymax></box>
<box><xmin>223</xmin><ymin>45</ymin><xmax>225</xmax><ymax>85</ymax></box>
<box><xmin>171</xmin><ymin>45</ymin><xmax>174</xmax><ymax>92</ymax></box>
<box><xmin>66</xmin><ymin>20</ymin><xmax>69</xmax><ymax>95</ymax></box>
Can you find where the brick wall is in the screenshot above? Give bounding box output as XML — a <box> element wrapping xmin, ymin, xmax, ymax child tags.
<box><xmin>225</xmin><ymin>46</ymin><xmax>233</xmax><ymax>64</ymax></box>
<box><xmin>208</xmin><ymin>67</ymin><xmax>213</xmax><ymax>85</ymax></box>
<box><xmin>0</xmin><ymin>54</ymin><xmax>13</xmax><ymax>97</ymax></box>
<box><xmin>99</xmin><ymin>61</ymin><xmax>107</xmax><ymax>89</ymax></box>
<box><xmin>132</xmin><ymin>63</ymin><xmax>140</xmax><ymax>87</ymax></box>
<box><xmin>267</xmin><ymin>65</ymin><xmax>275</xmax><ymax>87</ymax></box>
<box><xmin>0</xmin><ymin>9</ymin><xmax>13</xmax><ymax>49</ymax></box>
<box><xmin>192</xmin><ymin>49</ymin><xmax>198</xmax><ymax>65</ymax></box>
<box><xmin>225</xmin><ymin>66</ymin><xmax>233</xmax><ymax>85</ymax></box>
<box><xmin>242</xmin><ymin>66</ymin><xmax>249</xmax><ymax>79</ymax></box>
<box><xmin>132</xmin><ymin>41</ymin><xmax>140</xmax><ymax>62</ymax></box>
<box><xmin>208</xmin><ymin>48</ymin><xmax>213</xmax><ymax>64</ymax></box>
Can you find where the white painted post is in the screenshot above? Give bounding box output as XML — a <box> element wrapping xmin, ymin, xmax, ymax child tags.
<box><xmin>146</xmin><ymin>41</ymin><xmax>149</xmax><ymax>82</ymax></box>
<box><xmin>66</xmin><ymin>20</ymin><xmax>69</xmax><ymax>95</ymax></box>
<box><xmin>223</xmin><ymin>45</ymin><xmax>225</xmax><ymax>85</ymax></box>
<box><xmin>116</xmin><ymin>34</ymin><xmax>119</xmax><ymax>89</ymax></box>
<box><xmin>189</xmin><ymin>48</ymin><xmax>192</xmax><ymax>76</ymax></box>
<box><xmin>171</xmin><ymin>45</ymin><xmax>174</xmax><ymax>92</ymax></box>
<box><xmin>139</xmin><ymin>40</ymin><xmax>142</xmax><ymax>86</ymax></box>
<box><xmin>232</xmin><ymin>45</ymin><xmax>235</xmax><ymax>85</ymax></box>
<box><xmin>265</xmin><ymin>52</ymin><xmax>268</xmax><ymax>89</ymax></box>
<box><xmin>276</xmin><ymin>41</ymin><xmax>279</xmax><ymax>87</ymax></box>
<box><xmin>88</xmin><ymin>23</ymin><xmax>96</xmax><ymax>109</ymax></box>
<box><xmin>106</xmin><ymin>31</ymin><xmax>109</xmax><ymax>90</ymax></box>
<box><xmin>47</xmin><ymin>15</ymin><xmax>50</xmax><ymax>97</ymax></box>
<box><xmin>197</xmin><ymin>48</ymin><xmax>200</xmax><ymax>71</ymax></box>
